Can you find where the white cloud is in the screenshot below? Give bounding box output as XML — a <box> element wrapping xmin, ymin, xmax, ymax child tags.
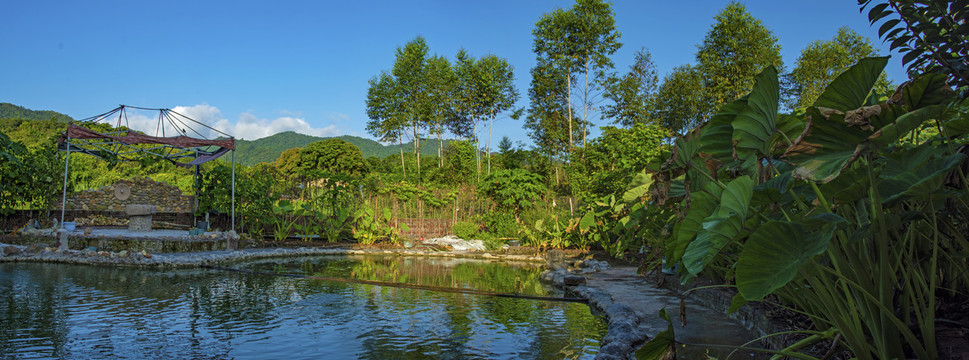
<box><xmin>326</xmin><ymin>111</ymin><xmax>350</xmax><ymax>122</ymax></box>
<box><xmin>118</xmin><ymin>104</ymin><xmax>341</xmax><ymax>140</ymax></box>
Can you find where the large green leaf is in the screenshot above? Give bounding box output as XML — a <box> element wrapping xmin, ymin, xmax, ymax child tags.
<box><xmin>736</xmin><ymin>219</ymin><xmax>836</xmax><ymax>301</ymax></box>
<box><xmin>751</xmin><ymin>169</ymin><xmax>792</xmax><ymax>207</ymax></box>
<box><xmin>670</xmin><ymin>182</ymin><xmax>722</xmax><ymax>262</ymax></box>
<box><xmin>579</xmin><ymin>210</ymin><xmax>596</xmax><ymax>233</ymax></box>
<box><xmin>682</xmin><ymin>176</ymin><xmax>754</xmax><ymax>276</ymax></box>
<box><xmin>622</xmin><ymin>170</ymin><xmax>653</xmax><ymax>203</ymax></box>
<box><xmin>818</xmin><ymin>161</ymin><xmax>871</xmax><ymax>204</ymax></box>
<box><xmin>784</xmin><ymin>107</ymin><xmax>872</xmax><ymax>182</ymax></box>
<box><xmin>732</xmin><ymin>66</ymin><xmax>780</xmax><ymax>164</ymax></box>
<box><xmin>879</xmin><ymin>148</ymin><xmax>966</xmax><ymax>205</ymax></box>
<box><xmin>870</xmin><ymin>105</ymin><xmax>945</xmax><ymax>147</ymax></box>
<box><xmin>701</xmin><ymin>96</ymin><xmax>748</xmax><ymax>164</ymax></box>
<box><xmin>902</xmin><ymin>73</ymin><xmax>954</xmax><ymax>109</ymax></box>
<box><xmin>813</xmin><ymin>57</ymin><xmax>889</xmax><ymax>111</ymax></box>
<box><xmin>672</xmin><ymin>128</ymin><xmax>702</xmax><ymax>168</ymax></box>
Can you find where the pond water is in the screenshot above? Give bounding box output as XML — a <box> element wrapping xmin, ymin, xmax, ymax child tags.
<box><xmin>0</xmin><ymin>256</ymin><xmax>606</xmax><ymax>359</ymax></box>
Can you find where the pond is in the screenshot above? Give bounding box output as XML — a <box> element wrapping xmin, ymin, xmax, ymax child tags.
<box><xmin>0</xmin><ymin>255</ymin><xmax>607</xmax><ymax>359</ymax></box>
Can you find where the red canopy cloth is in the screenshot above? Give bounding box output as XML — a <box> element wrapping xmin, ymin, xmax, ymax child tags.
<box><xmin>62</xmin><ymin>123</ymin><xmax>235</xmax><ymax>150</ymax></box>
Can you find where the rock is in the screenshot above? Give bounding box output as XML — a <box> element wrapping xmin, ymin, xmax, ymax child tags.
<box><xmin>141</xmin><ymin>250</ymin><xmax>152</xmax><ymax>259</ymax></box>
<box><xmin>118</xmin><ymin>250</ymin><xmax>129</xmax><ymax>258</ymax></box>
<box><xmin>3</xmin><ymin>246</ymin><xmax>22</xmax><ymax>256</ymax></box>
<box><xmin>563</xmin><ymin>275</ymin><xmax>586</xmax><ymax>286</ymax></box>
<box><xmin>24</xmin><ymin>244</ymin><xmax>45</xmax><ymax>254</ymax></box>
<box><xmin>546</xmin><ymin>249</ymin><xmax>568</xmax><ymax>270</ymax></box>
<box><xmin>422</xmin><ymin>235</ymin><xmax>487</xmax><ymax>251</ymax></box>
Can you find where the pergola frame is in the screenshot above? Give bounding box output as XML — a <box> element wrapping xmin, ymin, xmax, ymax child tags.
<box><xmin>57</xmin><ymin>105</ymin><xmax>236</xmax><ymax>231</ymax></box>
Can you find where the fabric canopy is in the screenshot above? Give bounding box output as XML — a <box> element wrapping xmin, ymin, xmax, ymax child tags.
<box><xmin>62</xmin><ymin>123</ymin><xmax>235</xmax><ymax>150</ymax></box>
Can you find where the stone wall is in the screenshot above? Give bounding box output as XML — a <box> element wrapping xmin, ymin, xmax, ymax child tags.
<box><xmin>62</xmin><ymin>177</ymin><xmax>193</xmax><ymax>213</ymax></box>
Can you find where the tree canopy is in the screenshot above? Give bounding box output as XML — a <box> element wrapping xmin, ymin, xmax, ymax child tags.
<box><xmin>785</xmin><ymin>27</ymin><xmax>894</xmax><ymax>109</ymax></box>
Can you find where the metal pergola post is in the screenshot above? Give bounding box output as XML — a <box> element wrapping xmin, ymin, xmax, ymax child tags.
<box><xmin>231</xmin><ymin>146</ymin><xmax>235</xmax><ymax>232</ymax></box>
<box><xmin>59</xmin><ymin>124</ymin><xmax>72</xmax><ymax>228</ymax></box>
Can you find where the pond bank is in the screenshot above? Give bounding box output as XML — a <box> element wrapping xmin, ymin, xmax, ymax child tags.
<box><xmin>1</xmin><ymin>240</ymin><xmax>760</xmax><ymax>359</ymax></box>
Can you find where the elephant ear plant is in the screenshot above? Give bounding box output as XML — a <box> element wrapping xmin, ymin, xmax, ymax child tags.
<box><xmin>641</xmin><ymin>57</ymin><xmax>969</xmax><ymax>359</ymax></box>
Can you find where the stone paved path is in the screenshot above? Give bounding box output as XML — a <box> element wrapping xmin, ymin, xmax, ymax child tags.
<box><xmin>569</xmin><ymin>266</ymin><xmax>766</xmax><ymax>359</ymax></box>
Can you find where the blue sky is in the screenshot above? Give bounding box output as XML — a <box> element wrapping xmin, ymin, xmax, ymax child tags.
<box><xmin>2</xmin><ymin>0</ymin><xmax>906</xmax><ymax>146</ymax></box>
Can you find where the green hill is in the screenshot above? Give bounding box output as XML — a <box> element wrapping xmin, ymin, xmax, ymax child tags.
<box><xmin>233</xmin><ymin>131</ymin><xmax>451</xmax><ymax>166</ymax></box>
<box><xmin>0</xmin><ymin>103</ymin><xmax>73</xmax><ymax>122</ymax></box>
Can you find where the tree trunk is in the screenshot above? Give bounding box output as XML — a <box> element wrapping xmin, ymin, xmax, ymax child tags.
<box><xmin>567</xmin><ymin>71</ymin><xmax>574</xmax><ymax>155</ymax></box>
<box><xmin>582</xmin><ymin>62</ymin><xmax>589</xmax><ymax>150</ymax></box>
<box><xmin>414</xmin><ymin>123</ymin><xmax>421</xmax><ymax>184</ymax></box>
<box><xmin>474</xmin><ymin>119</ymin><xmax>481</xmax><ymax>182</ymax></box>
<box><xmin>398</xmin><ymin>131</ymin><xmax>406</xmax><ymax>177</ymax></box>
<box><xmin>487</xmin><ymin>111</ymin><xmax>494</xmax><ymax>175</ymax></box>
<box><xmin>438</xmin><ymin>126</ymin><xmax>443</xmax><ymax>168</ymax></box>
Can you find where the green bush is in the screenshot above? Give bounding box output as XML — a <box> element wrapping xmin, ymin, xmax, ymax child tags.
<box><xmin>484</xmin><ymin>211</ymin><xmax>518</xmax><ymax>238</ymax></box>
<box><xmin>451</xmin><ymin>221</ymin><xmax>479</xmax><ymax>239</ymax></box>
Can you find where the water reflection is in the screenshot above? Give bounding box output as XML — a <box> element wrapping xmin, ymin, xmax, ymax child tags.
<box><xmin>1</xmin><ymin>256</ymin><xmax>605</xmax><ymax>359</ymax></box>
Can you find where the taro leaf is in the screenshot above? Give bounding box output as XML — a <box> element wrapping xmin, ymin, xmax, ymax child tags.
<box><xmin>785</xmin><ymin>107</ymin><xmax>872</xmax><ymax>183</ymax></box>
<box><xmin>668</xmin><ymin>179</ymin><xmax>687</xmax><ymax>198</ymax></box>
<box><xmin>870</xmin><ymin>105</ymin><xmax>945</xmax><ymax>147</ymax></box>
<box><xmin>672</xmin><ymin>128</ymin><xmax>702</xmax><ymax>168</ymax></box>
<box><xmin>701</xmin><ymin>95</ymin><xmax>749</xmax><ymax>164</ymax></box>
<box><xmin>736</xmin><ymin>219</ymin><xmax>836</xmax><ymax>301</ymax></box>
<box><xmin>879</xmin><ymin>149</ymin><xmax>966</xmax><ymax>205</ymax></box>
<box><xmin>579</xmin><ymin>211</ymin><xmax>596</xmax><ymax>233</ymax></box>
<box><xmin>814</xmin><ymin>57</ymin><xmax>889</xmax><ymax>111</ymax></box>
<box><xmin>623</xmin><ymin>170</ymin><xmax>653</xmax><ymax>203</ymax></box>
<box><xmin>635</xmin><ymin>308</ymin><xmax>676</xmax><ymax>360</ymax></box>
<box><xmin>732</xmin><ymin>66</ymin><xmax>780</xmax><ymax>166</ymax></box>
<box><xmin>818</xmin><ymin>161</ymin><xmax>871</xmax><ymax>204</ymax></box>
<box><xmin>942</xmin><ymin>98</ymin><xmax>969</xmax><ymax>138</ymax></box>
<box><xmin>728</xmin><ymin>293</ymin><xmax>748</xmax><ymax>314</ymax></box>
<box><xmin>670</xmin><ymin>182</ymin><xmax>723</xmax><ymax>263</ymax></box>
<box><xmin>682</xmin><ymin>176</ymin><xmax>754</xmax><ymax>276</ymax></box>
<box><xmin>902</xmin><ymin>73</ymin><xmax>953</xmax><ymax>109</ymax></box>
<box><xmin>773</xmin><ymin>114</ymin><xmax>806</xmax><ymax>153</ymax></box>
<box><xmin>751</xmin><ymin>170</ymin><xmax>792</xmax><ymax>207</ymax></box>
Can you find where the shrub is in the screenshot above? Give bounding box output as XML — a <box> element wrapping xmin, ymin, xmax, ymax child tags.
<box><xmin>451</xmin><ymin>221</ymin><xmax>479</xmax><ymax>240</ymax></box>
<box><xmin>484</xmin><ymin>211</ymin><xmax>518</xmax><ymax>238</ymax></box>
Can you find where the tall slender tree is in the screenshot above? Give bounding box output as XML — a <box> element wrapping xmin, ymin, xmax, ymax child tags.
<box><xmin>392</xmin><ymin>36</ymin><xmax>430</xmax><ymax>182</ymax></box>
<box><xmin>424</xmin><ymin>55</ymin><xmax>457</xmax><ymax>167</ymax></box>
<box><xmin>365</xmin><ymin>72</ymin><xmax>408</xmax><ymax>175</ymax></box>
<box><xmin>476</xmin><ymin>55</ymin><xmax>518</xmax><ymax>175</ymax></box>
<box><xmin>530</xmin><ymin>0</ymin><xmax>621</xmax><ymax>153</ymax></box>
<box><xmin>601</xmin><ymin>47</ymin><xmax>659</xmax><ymax>127</ymax></box>
<box><xmin>653</xmin><ymin>64</ymin><xmax>707</xmax><ymax>134</ymax></box>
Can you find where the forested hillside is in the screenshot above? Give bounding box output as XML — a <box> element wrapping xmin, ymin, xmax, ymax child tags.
<box><xmin>234</xmin><ymin>131</ymin><xmax>448</xmax><ymax>166</ymax></box>
<box><xmin>0</xmin><ymin>103</ymin><xmax>73</xmax><ymax>122</ymax></box>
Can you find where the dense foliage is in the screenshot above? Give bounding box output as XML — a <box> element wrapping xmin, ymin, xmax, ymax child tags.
<box><xmin>4</xmin><ymin>1</ymin><xmax>966</xmax><ymax>357</ymax></box>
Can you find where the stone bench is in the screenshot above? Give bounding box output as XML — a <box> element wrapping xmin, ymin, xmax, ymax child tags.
<box><xmin>125</xmin><ymin>205</ymin><xmax>156</xmax><ymax>231</ymax></box>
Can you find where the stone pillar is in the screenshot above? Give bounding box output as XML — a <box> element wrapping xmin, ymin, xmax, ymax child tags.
<box><xmin>125</xmin><ymin>204</ymin><xmax>156</xmax><ymax>231</ymax></box>
<box><xmin>58</xmin><ymin>230</ymin><xmax>69</xmax><ymax>251</ymax></box>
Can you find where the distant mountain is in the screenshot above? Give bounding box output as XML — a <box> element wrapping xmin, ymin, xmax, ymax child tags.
<box><xmin>0</xmin><ymin>103</ymin><xmax>73</xmax><ymax>122</ymax></box>
<box><xmin>234</xmin><ymin>131</ymin><xmax>451</xmax><ymax>166</ymax></box>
